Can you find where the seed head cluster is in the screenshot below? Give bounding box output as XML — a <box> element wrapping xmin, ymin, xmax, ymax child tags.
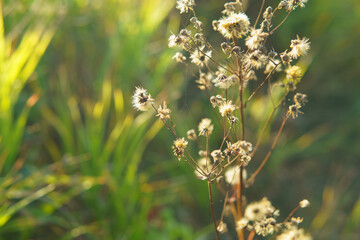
<box><xmin>132</xmin><ymin>0</ymin><xmax>312</xmax><ymax>238</ymax></box>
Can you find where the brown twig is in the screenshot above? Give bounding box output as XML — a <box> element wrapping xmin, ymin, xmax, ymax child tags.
<box><xmin>245</xmin><ymin>63</ymin><xmax>280</xmax><ymax>105</ymax></box>
<box><xmin>250</xmin><ymin>94</ymin><xmax>286</xmax><ymax>158</ymax></box>
<box><xmin>254</xmin><ymin>0</ymin><xmax>266</xmax><ymax>28</ymax></box>
<box><xmin>247</xmin><ymin>115</ymin><xmax>289</xmax><ymax>185</ymax></box>
<box><xmin>208</xmin><ymin>180</ymin><xmax>220</xmax><ymax>240</ymax></box>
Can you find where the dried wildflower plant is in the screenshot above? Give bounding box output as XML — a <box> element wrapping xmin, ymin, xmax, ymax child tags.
<box><xmin>133</xmin><ymin>0</ymin><xmax>312</xmax><ymax>239</ymax></box>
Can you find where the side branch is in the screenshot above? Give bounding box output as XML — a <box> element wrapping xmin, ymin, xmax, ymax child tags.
<box><xmin>247</xmin><ymin>115</ymin><xmax>289</xmax><ymax>185</ymax></box>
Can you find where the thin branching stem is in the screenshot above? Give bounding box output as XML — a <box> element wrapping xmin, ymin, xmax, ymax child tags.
<box><xmin>208</xmin><ymin>180</ymin><xmax>220</xmax><ymax>240</ymax></box>
<box><xmin>254</xmin><ymin>0</ymin><xmax>266</xmax><ymax>28</ymax></box>
<box><xmin>220</xmin><ymin>124</ymin><xmax>233</xmax><ymax>150</ymax></box>
<box><xmin>247</xmin><ymin>230</ymin><xmax>256</xmax><ymax>240</ymax></box>
<box><xmin>250</xmin><ymin>94</ymin><xmax>286</xmax><ymax>158</ymax></box>
<box><xmin>283</xmin><ymin>205</ymin><xmax>301</xmax><ymax>223</ymax></box>
<box><xmin>245</xmin><ymin>63</ymin><xmax>280</xmax><ymax>105</ymax></box>
<box><xmin>270</xmin><ymin>11</ymin><xmax>291</xmax><ymax>34</ymax></box>
<box><xmin>247</xmin><ymin>115</ymin><xmax>289</xmax><ymax>185</ymax></box>
<box><xmin>239</xmin><ymin>82</ymin><xmax>245</xmax><ymax>140</ymax></box>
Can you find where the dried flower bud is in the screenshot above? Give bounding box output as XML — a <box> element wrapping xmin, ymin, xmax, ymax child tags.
<box><xmin>299</xmin><ymin>199</ymin><xmax>310</xmax><ymax>208</ymax></box>
<box><xmin>223</xmin><ymin>2</ymin><xmax>238</xmax><ymax>15</ymax></box>
<box><xmin>232</xmin><ymin>46</ymin><xmax>242</xmax><ymax>56</ymax></box>
<box><xmin>286</xmin><ymin>65</ymin><xmax>302</xmax><ymax>80</ymax></box>
<box><xmin>244</xmin><ymin>50</ymin><xmax>268</xmax><ymax>70</ymax></box>
<box><xmin>195</xmin><ymin>157</ymin><xmax>213</xmax><ymax>180</ymax></box>
<box><xmin>241</xmin><ymin>155</ymin><xmax>252</xmax><ymax>166</ymax></box>
<box><xmin>176</xmin><ymin>0</ymin><xmax>195</xmax><ymax>14</ymax></box>
<box><xmin>179</xmin><ymin>29</ymin><xmax>191</xmax><ymax>37</ymax></box>
<box><xmin>198</xmin><ymin>118</ymin><xmax>214</xmax><ymax>136</ymax></box>
<box><xmin>168</xmin><ymin>34</ymin><xmax>188</xmax><ymax>48</ymax></box>
<box><xmin>244</xmin><ymin>70</ymin><xmax>257</xmax><ymax>81</ymax></box>
<box><xmin>196</xmin><ymin>72</ymin><xmax>213</xmax><ymax>90</ymax></box>
<box><xmin>219</xmin><ymin>100</ymin><xmax>236</xmax><ymax>117</ymax></box>
<box><xmin>291</xmin><ymin>217</ymin><xmax>304</xmax><ymax>224</ymax></box>
<box><xmin>213</xmin><ymin>71</ymin><xmax>234</xmax><ymax>89</ymax></box>
<box><xmin>294</xmin><ymin>93</ymin><xmax>308</xmax><ymax>107</ymax></box>
<box><xmin>224</xmin><ymin>141</ymin><xmax>246</xmax><ymax>156</ymax></box>
<box><xmin>132</xmin><ymin>86</ymin><xmax>154</xmax><ymax>111</ymax></box>
<box><xmin>190</xmin><ymin>46</ymin><xmax>212</xmax><ymax>67</ymax></box>
<box><xmin>172</xmin><ymin>52</ymin><xmax>186</xmax><ymax>63</ymax></box>
<box><xmin>198</xmin><ymin>150</ymin><xmax>207</xmax><ymax>157</ymax></box>
<box><xmin>287</xmin><ymin>104</ymin><xmax>303</xmax><ymax>119</ymax></box>
<box><xmin>239</xmin><ymin>140</ymin><xmax>253</xmax><ymax>154</ymax></box>
<box><xmin>280</xmin><ymin>50</ymin><xmax>292</xmax><ymax>65</ymax></box>
<box><xmin>156</xmin><ymin>101</ymin><xmax>171</xmax><ymax>119</ymax></box>
<box><xmin>260</xmin><ymin>19</ymin><xmax>271</xmax><ymax>31</ymax></box>
<box><xmin>212</xmin><ymin>20</ymin><xmax>219</xmax><ymax>31</ymax></box>
<box><xmin>289</xmin><ymin>36</ymin><xmax>310</xmax><ymax>59</ymax></box>
<box><xmin>217</xmin><ymin>12</ymin><xmax>250</xmax><ymax>39</ymax></box>
<box><xmin>194</xmin><ymin>33</ymin><xmax>204</xmax><ymax>42</ymax></box>
<box><xmin>172</xmin><ymin>138</ymin><xmax>188</xmax><ymax>160</ymax></box>
<box><xmin>190</xmin><ymin>17</ymin><xmax>203</xmax><ymax>30</ymax></box>
<box><xmin>277</xmin><ymin>228</ymin><xmax>312</xmax><ymax>240</ymax></box>
<box><xmin>244</xmin><ymin>197</ymin><xmax>277</xmax><ymax>221</ymax></box>
<box><xmin>268</xmin><ymin>49</ymin><xmax>278</xmax><ymax>59</ymax></box>
<box><xmin>211</xmin><ymin>149</ymin><xmax>224</xmax><ymax>162</ymax></box>
<box><xmin>278</xmin><ymin>0</ymin><xmax>289</xmax><ymax>10</ymax></box>
<box><xmin>263</xmin><ymin>6</ymin><xmax>273</xmax><ymax>21</ymax></box>
<box><xmin>245</xmin><ymin>28</ymin><xmax>268</xmax><ymax>50</ymax></box>
<box><xmin>228</xmin><ymin>115</ymin><xmax>239</xmax><ymax>124</ymax></box>
<box><xmin>210</xmin><ymin>95</ymin><xmax>225</xmax><ymax>108</ymax></box>
<box><xmin>236</xmin><ymin>218</ymin><xmax>249</xmax><ymax>231</ymax></box>
<box><xmin>217</xmin><ymin>221</ymin><xmax>228</xmax><ymax>233</ymax></box>
<box><xmin>186</xmin><ymin>129</ymin><xmax>197</xmax><ymax>141</ymax></box>
<box><xmin>221</xmin><ymin>42</ymin><xmax>231</xmax><ymax>54</ymax></box>
<box><xmin>225</xmin><ymin>166</ymin><xmax>241</xmax><ymax>185</ymax></box>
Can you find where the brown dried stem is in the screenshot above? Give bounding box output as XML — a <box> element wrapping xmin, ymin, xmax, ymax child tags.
<box><xmin>247</xmin><ymin>115</ymin><xmax>289</xmax><ymax>185</ymax></box>
<box><xmin>208</xmin><ymin>180</ymin><xmax>220</xmax><ymax>240</ymax></box>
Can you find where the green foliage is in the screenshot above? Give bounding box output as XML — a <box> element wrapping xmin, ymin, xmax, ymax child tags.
<box><xmin>0</xmin><ymin>0</ymin><xmax>57</xmax><ymax>173</ymax></box>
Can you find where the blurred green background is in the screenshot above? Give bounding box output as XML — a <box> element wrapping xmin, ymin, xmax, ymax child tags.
<box><xmin>0</xmin><ymin>0</ymin><xmax>359</xmax><ymax>239</ymax></box>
